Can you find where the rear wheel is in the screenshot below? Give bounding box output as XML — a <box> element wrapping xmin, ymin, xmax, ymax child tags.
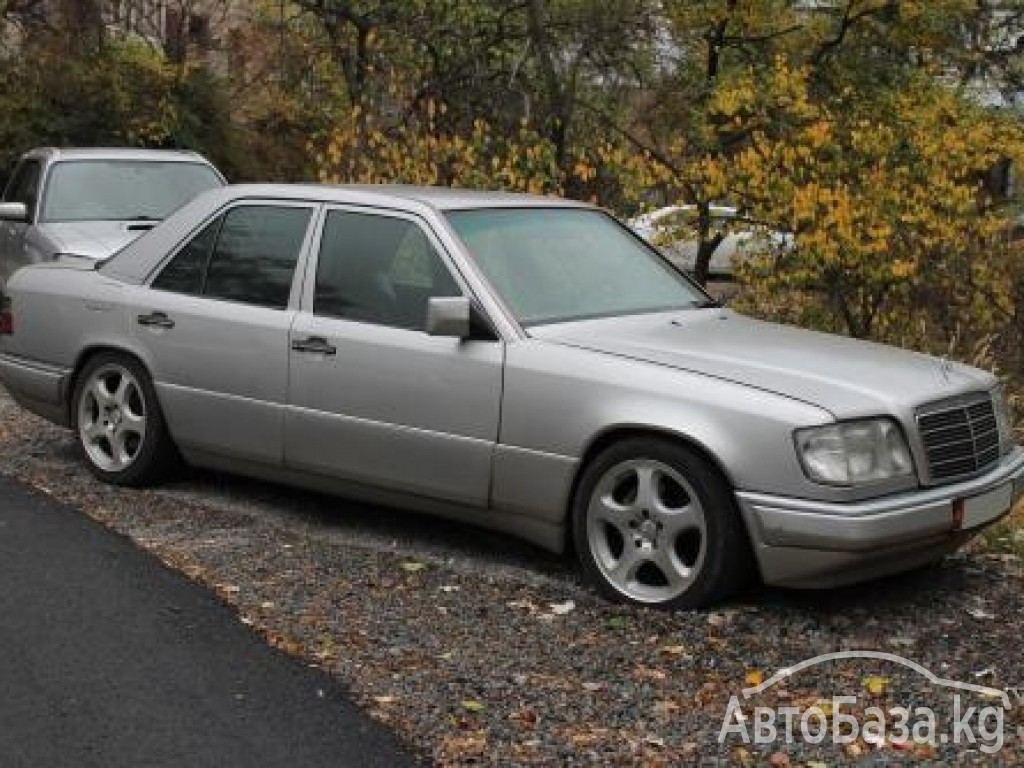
<box><xmin>572</xmin><ymin>438</ymin><xmax>751</xmax><ymax>608</ymax></box>
<box><xmin>73</xmin><ymin>353</ymin><xmax>176</xmax><ymax>486</ymax></box>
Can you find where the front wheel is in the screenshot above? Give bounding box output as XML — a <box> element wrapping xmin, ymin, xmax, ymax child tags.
<box><xmin>572</xmin><ymin>439</ymin><xmax>752</xmax><ymax>608</ymax></box>
<box><xmin>73</xmin><ymin>353</ymin><xmax>177</xmax><ymax>486</ymax></box>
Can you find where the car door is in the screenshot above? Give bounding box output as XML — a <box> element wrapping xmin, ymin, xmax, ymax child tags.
<box><xmin>133</xmin><ymin>200</ymin><xmax>318</xmax><ymax>465</ymax></box>
<box><xmin>0</xmin><ymin>159</ymin><xmax>42</xmax><ymax>286</ymax></box>
<box><xmin>285</xmin><ymin>206</ymin><xmax>503</xmax><ymax>507</ymax></box>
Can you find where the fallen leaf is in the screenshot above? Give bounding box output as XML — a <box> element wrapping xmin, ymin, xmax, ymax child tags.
<box><xmin>745</xmin><ymin>669</ymin><xmax>764</xmax><ymax>687</ymax></box>
<box><xmin>660</xmin><ymin>645</ymin><xmax>688</xmax><ymax>656</ymax></box>
<box><xmin>862</xmin><ymin>676</ymin><xmax>890</xmax><ymax>696</ymax></box>
<box><xmin>888</xmin><ymin>636</ymin><xmax>916</xmax><ymax>648</ymax></box>
<box><xmin>439</xmin><ymin>732</ymin><xmax>487</xmax><ymax>757</ymax></box>
<box><xmin>461</xmin><ymin>700</ymin><xmax>486</xmax><ymax>713</ymax></box>
<box><xmin>374</xmin><ymin>695</ymin><xmax>397</xmax><ymax>705</ymax></box>
<box><xmin>733</xmin><ymin>746</ymin><xmax>754</xmax><ymax>767</ymax></box>
<box><xmin>508</xmin><ymin>599</ymin><xmax>539</xmax><ymax>612</ymax></box>
<box><xmin>634</xmin><ymin>665</ymin><xmax>667</xmax><ymax>682</ymax></box>
<box><xmin>400</xmin><ymin>561</ymin><xmax>427</xmax><ymax>573</ymax></box>
<box><xmin>548</xmin><ymin>600</ymin><xmax>575</xmax><ymax>615</ymax></box>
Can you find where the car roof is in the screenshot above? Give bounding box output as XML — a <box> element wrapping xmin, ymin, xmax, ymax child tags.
<box><xmin>22</xmin><ymin>147</ymin><xmax>214</xmax><ymax>164</ymax></box>
<box><xmin>100</xmin><ymin>183</ymin><xmax>599</xmax><ymax>286</ymax></box>
<box><xmin>208</xmin><ymin>183</ymin><xmax>593</xmax><ymax>212</ymax></box>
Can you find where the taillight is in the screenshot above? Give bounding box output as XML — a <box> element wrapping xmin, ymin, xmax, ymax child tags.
<box><xmin>0</xmin><ymin>293</ymin><xmax>12</xmax><ymax>335</ymax></box>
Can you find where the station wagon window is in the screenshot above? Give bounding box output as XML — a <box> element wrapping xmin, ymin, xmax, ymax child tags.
<box><xmin>40</xmin><ymin>160</ymin><xmax>222</xmax><ymax>223</ymax></box>
<box><xmin>314</xmin><ymin>210</ymin><xmax>461</xmax><ymax>330</ymax></box>
<box><xmin>152</xmin><ymin>204</ymin><xmax>312</xmax><ymax>310</ymax></box>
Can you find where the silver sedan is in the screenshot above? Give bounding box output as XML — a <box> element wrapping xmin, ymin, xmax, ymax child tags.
<box><xmin>1</xmin><ymin>184</ymin><xmax>1022</xmax><ymax>608</ymax></box>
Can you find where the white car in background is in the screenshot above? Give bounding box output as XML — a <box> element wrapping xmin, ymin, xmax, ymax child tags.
<box><xmin>629</xmin><ymin>204</ymin><xmax>792</xmax><ymax>277</ymax></box>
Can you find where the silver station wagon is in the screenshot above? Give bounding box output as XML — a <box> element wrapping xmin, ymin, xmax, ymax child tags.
<box><xmin>0</xmin><ymin>147</ymin><xmax>225</xmax><ymax>290</ymax></box>
<box><xmin>1</xmin><ymin>185</ymin><xmax>1022</xmax><ymax>608</ymax></box>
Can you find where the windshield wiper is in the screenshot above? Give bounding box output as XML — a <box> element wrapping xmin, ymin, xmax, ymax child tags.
<box><xmin>690</xmin><ymin>299</ymin><xmax>722</xmax><ymax>309</ymax></box>
<box><xmin>125</xmin><ymin>215</ymin><xmax>163</xmax><ymax>231</ymax></box>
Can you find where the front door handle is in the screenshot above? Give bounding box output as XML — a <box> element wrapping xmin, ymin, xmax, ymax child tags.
<box><xmin>291</xmin><ymin>336</ymin><xmax>337</xmax><ymax>356</ymax></box>
<box><xmin>137</xmin><ymin>311</ymin><xmax>175</xmax><ymax>329</ymax></box>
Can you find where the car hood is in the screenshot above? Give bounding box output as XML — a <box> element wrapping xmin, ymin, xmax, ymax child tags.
<box><xmin>35</xmin><ymin>221</ymin><xmax>153</xmax><ymax>260</ymax></box>
<box><xmin>530</xmin><ymin>309</ymin><xmax>994</xmax><ymax>417</ymax></box>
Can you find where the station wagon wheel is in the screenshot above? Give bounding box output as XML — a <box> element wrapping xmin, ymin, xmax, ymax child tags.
<box><xmin>572</xmin><ymin>439</ymin><xmax>752</xmax><ymax>608</ymax></box>
<box><xmin>73</xmin><ymin>352</ymin><xmax>177</xmax><ymax>487</ymax></box>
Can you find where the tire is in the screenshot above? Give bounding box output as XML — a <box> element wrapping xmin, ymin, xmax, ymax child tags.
<box><xmin>72</xmin><ymin>352</ymin><xmax>177</xmax><ymax>487</ymax></box>
<box><xmin>571</xmin><ymin>438</ymin><xmax>752</xmax><ymax>609</ymax></box>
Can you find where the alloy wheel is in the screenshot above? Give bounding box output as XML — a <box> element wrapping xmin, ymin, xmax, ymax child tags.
<box><xmin>77</xmin><ymin>363</ymin><xmax>147</xmax><ymax>473</ymax></box>
<box><xmin>586</xmin><ymin>458</ymin><xmax>707</xmax><ymax>604</ymax></box>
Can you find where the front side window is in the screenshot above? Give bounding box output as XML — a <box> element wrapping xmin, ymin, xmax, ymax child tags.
<box><xmin>3</xmin><ymin>160</ymin><xmax>42</xmax><ymax>215</ymax></box>
<box><xmin>41</xmin><ymin>160</ymin><xmax>223</xmax><ymax>223</ymax></box>
<box><xmin>446</xmin><ymin>208</ymin><xmax>706</xmax><ymax>326</ymax></box>
<box><xmin>314</xmin><ymin>210</ymin><xmax>461</xmax><ymax>330</ymax></box>
<box><xmin>152</xmin><ymin>205</ymin><xmax>312</xmax><ymax>310</ymax></box>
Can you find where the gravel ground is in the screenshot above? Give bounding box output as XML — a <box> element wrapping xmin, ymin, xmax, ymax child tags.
<box><xmin>2</xmin><ymin>386</ymin><xmax>1023</xmax><ymax>766</ymax></box>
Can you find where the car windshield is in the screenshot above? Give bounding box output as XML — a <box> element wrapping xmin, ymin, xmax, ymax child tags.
<box><xmin>41</xmin><ymin>160</ymin><xmax>223</xmax><ymax>223</ymax></box>
<box><xmin>446</xmin><ymin>208</ymin><xmax>708</xmax><ymax>326</ymax></box>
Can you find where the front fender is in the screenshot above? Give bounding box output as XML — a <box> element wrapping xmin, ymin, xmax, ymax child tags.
<box><xmin>492</xmin><ymin>340</ymin><xmax>833</xmax><ymax>528</ymax></box>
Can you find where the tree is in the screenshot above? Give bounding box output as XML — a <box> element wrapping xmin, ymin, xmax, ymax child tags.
<box><xmin>722</xmin><ymin>61</ymin><xmax>1024</xmax><ymax>349</ymax></box>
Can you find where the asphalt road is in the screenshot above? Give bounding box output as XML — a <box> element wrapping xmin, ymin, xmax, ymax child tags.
<box><xmin>0</xmin><ymin>474</ymin><xmax>417</xmax><ymax>768</ymax></box>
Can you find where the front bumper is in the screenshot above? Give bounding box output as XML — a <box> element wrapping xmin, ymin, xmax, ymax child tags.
<box><xmin>736</xmin><ymin>447</ymin><xmax>1024</xmax><ymax>588</ymax></box>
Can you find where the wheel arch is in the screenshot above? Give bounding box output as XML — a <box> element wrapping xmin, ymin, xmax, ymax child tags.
<box><xmin>563</xmin><ymin>424</ymin><xmax>743</xmax><ymax>555</ymax></box>
<box><xmin>65</xmin><ymin>343</ymin><xmax>158</xmax><ymax>423</ymax></box>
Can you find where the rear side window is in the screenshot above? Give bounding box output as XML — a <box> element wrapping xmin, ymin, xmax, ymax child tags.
<box><xmin>151</xmin><ymin>218</ymin><xmax>220</xmax><ymax>295</ymax></box>
<box><xmin>152</xmin><ymin>204</ymin><xmax>313</xmax><ymax>310</ymax></box>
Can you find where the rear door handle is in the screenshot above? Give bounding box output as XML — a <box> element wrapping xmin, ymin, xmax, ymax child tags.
<box><xmin>137</xmin><ymin>311</ymin><xmax>175</xmax><ymax>329</ymax></box>
<box><xmin>291</xmin><ymin>336</ymin><xmax>337</xmax><ymax>356</ymax></box>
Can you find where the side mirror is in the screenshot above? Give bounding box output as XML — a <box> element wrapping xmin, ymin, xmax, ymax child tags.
<box><xmin>0</xmin><ymin>202</ymin><xmax>28</xmax><ymax>222</ymax></box>
<box><xmin>426</xmin><ymin>296</ymin><xmax>471</xmax><ymax>338</ymax></box>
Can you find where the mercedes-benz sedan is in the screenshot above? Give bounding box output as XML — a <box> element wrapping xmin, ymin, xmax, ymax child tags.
<box><xmin>1</xmin><ymin>185</ymin><xmax>1021</xmax><ymax>608</ymax></box>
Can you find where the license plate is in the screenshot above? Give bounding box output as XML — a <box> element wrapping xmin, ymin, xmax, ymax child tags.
<box><xmin>961</xmin><ymin>482</ymin><xmax>1014</xmax><ymax>529</ymax></box>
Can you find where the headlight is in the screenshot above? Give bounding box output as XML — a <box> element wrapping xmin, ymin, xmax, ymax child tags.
<box><xmin>992</xmin><ymin>385</ymin><xmax>1015</xmax><ymax>453</ymax></box>
<box><xmin>794</xmin><ymin>418</ymin><xmax>914</xmax><ymax>486</ymax></box>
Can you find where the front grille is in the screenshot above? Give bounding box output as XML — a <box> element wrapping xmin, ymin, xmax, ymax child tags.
<box><xmin>917</xmin><ymin>393</ymin><xmax>1000</xmax><ymax>483</ymax></box>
